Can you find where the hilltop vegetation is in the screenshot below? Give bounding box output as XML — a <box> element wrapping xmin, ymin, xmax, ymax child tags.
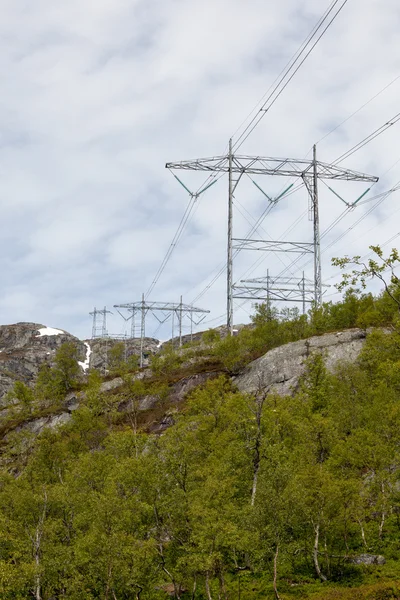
<box><xmin>2</xmin><ymin>265</ymin><xmax>400</xmax><ymax>598</ymax></box>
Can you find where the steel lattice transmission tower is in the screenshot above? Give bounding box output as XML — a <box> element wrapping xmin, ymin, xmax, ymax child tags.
<box><xmin>233</xmin><ymin>271</ymin><xmax>330</xmax><ymax>315</ymax></box>
<box><xmin>89</xmin><ymin>306</ymin><xmax>112</xmax><ymax>339</ymax></box>
<box><xmin>114</xmin><ymin>296</ymin><xmax>209</xmax><ymax>367</ymax></box>
<box><xmin>166</xmin><ymin>142</ymin><xmax>378</xmax><ymax>333</ymax></box>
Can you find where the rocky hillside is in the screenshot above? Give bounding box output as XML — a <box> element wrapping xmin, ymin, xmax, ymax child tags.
<box><xmin>0</xmin><ymin>323</ymin><xmax>382</xmax><ymax>411</ymax></box>
<box><xmin>0</xmin><ymin>322</ymin><xmax>385</xmax><ymax>447</ymax></box>
<box><xmin>0</xmin><ymin>323</ymin><xmax>87</xmax><ymax>402</ymax></box>
<box><xmin>0</xmin><ymin>323</ymin><xmax>161</xmax><ymax>402</ymax></box>
<box><xmin>1</xmin><ymin>318</ymin><xmax>399</xmax><ymax>599</ymax></box>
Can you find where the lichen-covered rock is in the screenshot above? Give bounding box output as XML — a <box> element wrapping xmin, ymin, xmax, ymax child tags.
<box><xmin>149</xmin><ymin>415</ymin><xmax>175</xmax><ymax>434</ymax></box>
<box><xmin>350</xmin><ymin>554</ymin><xmax>386</xmax><ymax>565</ymax></box>
<box><xmin>234</xmin><ymin>329</ymin><xmax>370</xmax><ymax>396</ymax></box>
<box><xmin>12</xmin><ymin>412</ymin><xmax>72</xmax><ymax>437</ymax></box>
<box><xmin>138</xmin><ymin>395</ymin><xmax>159</xmax><ymax>411</ymax></box>
<box><xmin>100</xmin><ymin>377</ymin><xmax>125</xmax><ymax>393</ymax></box>
<box><xmin>168</xmin><ymin>372</ymin><xmax>220</xmax><ymax>404</ymax></box>
<box><xmin>62</xmin><ymin>392</ymin><xmax>81</xmax><ymax>412</ymax></box>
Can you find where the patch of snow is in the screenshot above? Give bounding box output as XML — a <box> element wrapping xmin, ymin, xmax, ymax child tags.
<box><xmin>78</xmin><ymin>342</ymin><xmax>91</xmax><ymax>373</ymax></box>
<box><xmin>36</xmin><ymin>327</ymin><xmax>64</xmax><ymax>337</ymax></box>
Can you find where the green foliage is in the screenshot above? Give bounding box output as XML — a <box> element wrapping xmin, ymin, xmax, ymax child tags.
<box><xmin>150</xmin><ymin>344</ymin><xmax>184</xmax><ymax>377</ymax></box>
<box><xmin>309</xmin><ymin>581</ymin><xmax>400</xmax><ymax>599</ymax></box>
<box><xmin>35</xmin><ymin>342</ymin><xmax>81</xmax><ymax>404</ymax></box>
<box><xmin>209</xmin><ymin>279</ymin><xmax>400</xmax><ymax>377</ymax></box>
<box><xmin>5</xmin><ymin>380</ymin><xmax>35</xmax><ymax>415</ymax></box>
<box><xmin>212</xmin><ymin>331</ymin><xmax>246</xmax><ymax>373</ymax></box>
<box><xmin>107</xmin><ymin>342</ymin><xmax>139</xmax><ymax>376</ymax></box>
<box><xmin>53</xmin><ymin>341</ymin><xmax>81</xmax><ymax>392</ymax></box>
<box><xmin>3</xmin><ymin>262</ymin><xmax>400</xmax><ymax>597</ymax></box>
<box><xmin>2</xmin><ymin>332</ymin><xmax>400</xmax><ymax>599</ymax></box>
<box><xmin>332</xmin><ymin>245</ymin><xmax>400</xmax><ymax>312</ymax></box>
<box><xmin>201</xmin><ymin>328</ymin><xmax>221</xmax><ymax>344</ymax></box>
<box><xmin>108</xmin><ymin>341</ymin><xmax>125</xmax><ymax>374</ymax></box>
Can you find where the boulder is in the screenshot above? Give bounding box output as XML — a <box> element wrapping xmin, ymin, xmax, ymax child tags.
<box><xmin>234</xmin><ymin>329</ymin><xmax>369</xmax><ymax>396</ymax></box>
<box><xmin>350</xmin><ymin>554</ymin><xmax>385</xmax><ymax>565</ymax></box>
<box><xmin>100</xmin><ymin>377</ymin><xmax>124</xmax><ymax>393</ymax></box>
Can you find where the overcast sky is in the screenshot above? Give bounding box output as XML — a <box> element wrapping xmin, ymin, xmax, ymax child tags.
<box><xmin>1</xmin><ymin>0</ymin><xmax>400</xmax><ymax>340</ymax></box>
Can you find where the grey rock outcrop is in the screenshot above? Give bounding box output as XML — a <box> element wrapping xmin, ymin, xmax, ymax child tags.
<box><xmin>0</xmin><ymin>322</ymin><xmax>87</xmax><ymax>402</ymax></box>
<box><xmin>167</xmin><ymin>372</ymin><xmax>220</xmax><ymax>404</ymax></box>
<box><xmin>350</xmin><ymin>554</ymin><xmax>385</xmax><ymax>565</ymax></box>
<box><xmin>234</xmin><ymin>329</ymin><xmax>370</xmax><ymax>396</ymax></box>
<box><xmin>15</xmin><ymin>412</ymin><xmax>72</xmax><ymax>435</ymax></box>
<box><xmin>118</xmin><ymin>371</ymin><xmax>220</xmax><ymax>417</ymax></box>
<box><xmin>100</xmin><ymin>377</ymin><xmax>125</xmax><ymax>393</ymax></box>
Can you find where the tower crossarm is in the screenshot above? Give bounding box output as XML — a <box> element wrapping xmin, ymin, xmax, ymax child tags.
<box><xmin>89</xmin><ymin>308</ymin><xmax>112</xmax><ymax>317</ymax></box>
<box><xmin>167</xmin><ymin>155</ymin><xmax>379</xmax><ymax>182</ymax></box>
<box><xmin>232</xmin><ymin>285</ymin><xmax>315</xmax><ymax>303</ymax></box>
<box><xmin>242</xmin><ymin>276</ymin><xmax>330</xmax><ymax>287</ymax></box>
<box><xmin>234</xmin><ymin>283</ymin><xmax>315</xmax><ymax>295</ymax></box>
<box><xmin>114</xmin><ymin>302</ymin><xmax>209</xmax><ymax>314</ymax></box>
<box><xmin>232</xmin><ymin>239</ymin><xmax>314</xmax><ymax>253</ymax></box>
<box><xmin>242</xmin><ymin>275</ymin><xmax>313</xmax><ymax>286</ymax></box>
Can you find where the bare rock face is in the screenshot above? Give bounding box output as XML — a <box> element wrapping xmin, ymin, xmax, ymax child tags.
<box><xmin>0</xmin><ymin>322</ymin><xmax>87</xmax><ymax>401</ymax></box>
<box><xmin>15</xmin><ymin>412</ymin><xmax>72</xmax><ymax>435</ymax></box>
<box><xmin>167</xmin><ymin>372</ymin><xmax>220</xmax><ymax>404</ymax></box>
<box><xmin>234</xmin><ymin>329</ymin><xmax>369</xmax><ymax>396</ymax></box>
<box><xmin>119</xmin><ymin>372</ymin><xmax>220</xmax><ymax>413</ymax></box>
<box><xmin>100</xmin><ymin>377</ymin><xmax>125</xmax><ymax>393</ymax></box>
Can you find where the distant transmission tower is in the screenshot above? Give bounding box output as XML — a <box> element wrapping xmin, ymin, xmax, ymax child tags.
<box><xmin>89</xmin><ymin>306</ymin><xmax>112</xmax><ymax>339</ymax></box>
<box><xmin>166</xmin><ymin>142</ymin><xmax>378</xmax><ymax>333</ymax></box>
<box><xmin>114</xmin><ymin>296</ymin><xmax>209</xmax><ymax>367</ymax></box>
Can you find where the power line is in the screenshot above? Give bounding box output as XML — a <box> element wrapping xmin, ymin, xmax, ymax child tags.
<box><xmin>333</xmin><ymin>111</ymin><xmax>400</xmax><ymax>165</ymax></box>
<box><xmin>281</xmin><ymin>179</ymin><xmax>400</xmax><ymax>283</ymax></box>
<box><xmin>145</xmin><ymin>194</ymin><xmax>198</xmax><ymax>299</ymax></box>
<box><xmin>316</xmin><ymin>73</ymin><xmax>400</xmax><ymax>146</ymax></box>
<box><xmin>233</xmin><ymin>0</ymin><xmax>349</xmax><ymax>151</ymax></box>
<box><xmin>229</xmin><ymin>0</ymin><xmax>338</xmax><ymax>143</ymax></box>
<box><xmin>147</xmin><ymin>1</ymin><xmax>398</xmax><ymax>310</ymax></box>
<box><xmin>323</xmin><ymin>184</ymin><xmax>400</xmax><ymax>259</ymax></box>
<box><xmin>190</xmin><ymin>184</ymin><xmax>302</xmax><ymax>305</ymax></box>
<box><xmin>259</xmin><ymin>102</ymin><xmax>400</xmax><ymax>206</ymax></box>
<box><xmin>202</xmin><ymin>108</ymin><xmax>400</xmax><ymax>314</ymax></box>
<box><xmin>146</xmin><ymin>0</ymin><xmax>350</xmax><ymax>301</ymax></box>
<box><xmin>275</xmin><ymin>81</ymin><xmax>400</xmax><ymax>205</ymax></box>
<box><xmin>235</xmin><ymin>209</ymin><xmax>309</xmax><ymax>283</ymax></box>
<box><xmin>269</xmin><ymin>113</ymin><xmax>400</xmax><ymax>282</ymax></box>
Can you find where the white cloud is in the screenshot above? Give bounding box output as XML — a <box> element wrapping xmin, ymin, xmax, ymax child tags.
<box><xmin>0</xmin><ymin>0</ymin><xmax>399</xmax><ymax>339</ymax></box>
